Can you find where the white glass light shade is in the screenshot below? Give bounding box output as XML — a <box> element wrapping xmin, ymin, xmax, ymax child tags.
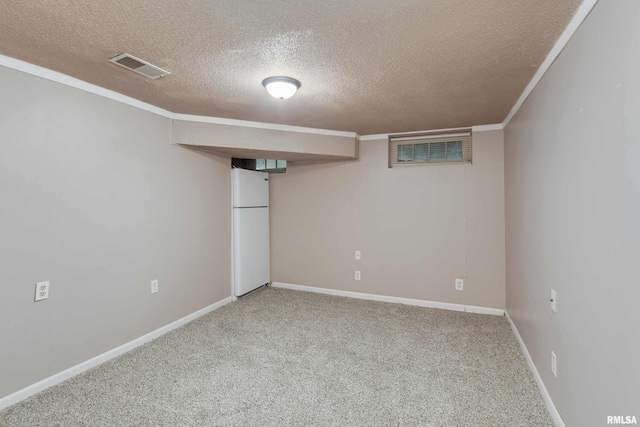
<box><xmin>262</xmin><ymin>76</ymin><xmax>301</xmax><ymax>100</ymax></box>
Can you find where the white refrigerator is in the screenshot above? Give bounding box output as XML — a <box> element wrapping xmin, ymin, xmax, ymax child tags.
<box><xmin>233</xmin><ymin>168</ymin><xmax>270</xmax><ymax>296</ymax></box>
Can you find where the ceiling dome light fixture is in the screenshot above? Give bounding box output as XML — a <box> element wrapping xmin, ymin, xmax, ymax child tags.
<box><xmin>262</xmin><ymin>76</ymin><xmax>301</xmax><ymax>100</ymax></box>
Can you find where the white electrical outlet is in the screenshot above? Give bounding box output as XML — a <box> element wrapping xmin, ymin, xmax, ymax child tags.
<box><xmin>550</xmin><ymin>289</ymin><xmax>557</xmax><ymax>312</ymax></box>
<box><xmin>355</xmin><ymin>271</ymin><xmax>361</xmax><ymax>280</ymax></box>
<box><xmin>551</xmin><ymin>351</ymin><xmax>557</xmax><ymax>377</ymax></box>
<box><xmin>355</xmin><ymin>250</ymin><xmax>361</xmax><ymax>260</ymax></box>
<box><xmin>455</xmin><ymin>279</ymin><xmax>464</xmax><ymax>291</ymax></box>
<box><xmin>151</xmin><ymin>279</ymin><xmax>159</xmax><ymax>294</ymax></box>
<box><xmin>34</xmin><ymin>281</ymin><xmax>50</xmax><ymax>302</ymax></box>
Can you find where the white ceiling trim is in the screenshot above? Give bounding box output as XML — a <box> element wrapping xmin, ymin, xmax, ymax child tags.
<box><xmin>388</xmin><ymin>125</ymin><xmax>473</xmax><ymax>137</ymax></box>
<box><xmin>359</xmin><ymin>134</ymin><xmax>387</xmax><ymax>141</ymax></box>
<box><xmin>471</xmin><ymin>124</ymin><xmax>503</xmax><ymax>132</ymax></box>
<box><xmin>0</xmin><ymin>53</ymin><xmax>358</xmax><ymax>138</ymax></box>
<box><xmin>172</xmin><ymin>113</ymin><xmax>357</xmax><ymax>138</ymax></box>
<box><xmin>502</xmin><ymin>0</ymin><xmax>600</xmax><ymax>127</ymax></box>
<box><xmin>0</xmin><ymin>53</ymin><xmax>506</xmax><ymax>138</ymax></box>
<box><xmin>359</xmin><ymin>123</ymin><xmax>503</xmax><ymax>141</ymax></box>
<box><xmin>0</xmin><ymin>54</ymin><xmax>174</xmax><ymax>118</ymax></box>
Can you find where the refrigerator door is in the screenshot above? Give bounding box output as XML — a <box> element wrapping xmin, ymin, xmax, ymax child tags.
<box><xmin>234</xmin><ymin>207</ymin><xmax>270</xmax><ymax>296</ymax></box>
<box><xmin>233</xmin><ymin>168</ymin><xmax>269</xmax><ymax>208</ymax></box>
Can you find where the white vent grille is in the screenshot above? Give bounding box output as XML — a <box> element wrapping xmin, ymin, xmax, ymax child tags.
<box><xmin>108</xmin><ymin>53</ymin><xmax>170</xmax><ymax>79</ymax></box>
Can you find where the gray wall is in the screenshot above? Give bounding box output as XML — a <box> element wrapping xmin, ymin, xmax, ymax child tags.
<box><xmin>504</xmin><ymin>1</ymin><xmax>640</xmax><ymax>425</ymax></box>
<box><xmin>270</xmin><ymin>130</ymin><xmax>505</xmax><ymax>309</ymax></box>
<box><xmin>0</xmin><ymin>66</ymin><xmax>231</xmax><ymax>399</ymax></box>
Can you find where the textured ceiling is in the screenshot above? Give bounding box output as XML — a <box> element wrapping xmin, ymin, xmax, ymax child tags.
<box><xmin>0</xmin><ymin>0</ymin><xmax>582</xmax><ymax>135</ymax></box>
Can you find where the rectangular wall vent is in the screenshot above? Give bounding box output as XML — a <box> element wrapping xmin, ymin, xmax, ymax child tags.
<box><xmin>108</xmin><ymin>53</ymin><xmax>170</xmax><ymax>79</ymax></box>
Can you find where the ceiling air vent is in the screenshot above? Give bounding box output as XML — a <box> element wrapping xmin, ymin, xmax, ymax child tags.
<box><xmin>108</xmin><ymin>53</ymin><xmax>170</xmax><ymax>79</ymax></box>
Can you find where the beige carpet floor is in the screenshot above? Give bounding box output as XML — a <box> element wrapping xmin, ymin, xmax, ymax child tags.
<box><xmin>0</xmin><ymin>287</ymin><xmax>552</xmax><ymax>426</ymax></box>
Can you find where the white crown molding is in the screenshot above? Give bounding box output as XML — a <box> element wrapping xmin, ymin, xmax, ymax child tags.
<box><xmin>502</xmin><ymin>0</ymin><xmax>600</xmax><ymax>127</ymax></box>
<box><xmin>505</xmin><ymin>311</ymin><xmax>566</xmax><ymax>427</ymax></box>
<box><xmin>0</xmin><ymin>54</ymin><xmax>359</xmax><ymax>138</ymax></box>
<box><xmin>172</xmin><ymin>113</ymin><xmax>357</xmax><ymax>138</ymax></box>
<box><xmin>388</xmin><ymin>125</ymin><xmax>473</xmax><ymax>138</ymax></box>
<box><xmin>359</xmin><ymin>134</ymin><xmax>388</xmax><ymax>141</ymax></box>
<box><xmin>0</xmin><ymin>296</ymin><xmax>233</xmax><ymax>411</ymax></box>
<box><xmin>471</xmin><ymin>123</ymin><xmax>503</xmax><ymax>132</ymax></box>
<box><xmin>360</xmin><ymin>123</ymin><xmax>503</xmax><ymax>141</ymax></box>
<box><xmin>0</xmin><ymin>50</ymin><xmax>520</xmax><ymax>137</ymax></box>
<box><xmin>271</xmin><ymin>282</ymin><xmax>504</xmax><ymax>316</ymax></box>
<box><xmin>0</xmin><ymin>54</ymin><xmax>174</xmax><ymax>118</ymax></box>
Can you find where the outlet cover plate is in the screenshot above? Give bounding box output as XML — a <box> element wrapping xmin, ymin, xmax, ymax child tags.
<box><xmin>551</xmin><ymin>351</ymin><xmax>557</xmax><ymax>377</ymax></box>
<box><xmin>355</xmin><ymin>271</ymin><xmax>361</xmax><ymax>280</ymax></box>
<box><xmin>35</xmin><ymin>281</ymin><xmax>50</xmax><ymax>301</ymax></box>
<box><xmin>151</xmin><ymin>279</ymin><xmax>159</xmax><ymax>294</ymax></box>
<box><xmin>455</xmin><ymin>279</ymin><xmax>464</xmax><ymax>291</ymax></box>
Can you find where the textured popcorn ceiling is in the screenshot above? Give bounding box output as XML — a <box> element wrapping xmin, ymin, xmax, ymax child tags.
<box><xmin>0</xmin><ymin>0</ymin><xmax>582</xmax><ymax>134</ymax></box>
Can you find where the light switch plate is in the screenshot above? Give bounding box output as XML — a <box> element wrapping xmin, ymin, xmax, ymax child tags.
<box><xmin>550</xmin><ymin>289</ymin><xmax>557</xmax><ymax>312</ymax></box>
<box><xmin>355</xmin><ymin>250</ymin><xmax>361</xmax><ymax>260</ymax></box>
<box><xmin>151</xmin><ymin>279</ymin><xmax>159</xmax><ymax>294</ymax></box>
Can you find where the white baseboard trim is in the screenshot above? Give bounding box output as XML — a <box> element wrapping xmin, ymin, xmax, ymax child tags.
<box><xmin>464</xmin><ymin>304</ymin><xmax>505</xmax><ymax>316</ymax></box>
<box><xmin>505</xmin><ymin>311</ymin><xmax>565</xmax><ymax>427</ymax></box>
<box><xmin>271</xmin><ymin>282</ymin><xmax>504</xmax><ymax>316</ymax></box>
<box><xmin>0</xmin><ymin>296</ymin><xmax>233</xmax><ymax>411</ymax></box>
